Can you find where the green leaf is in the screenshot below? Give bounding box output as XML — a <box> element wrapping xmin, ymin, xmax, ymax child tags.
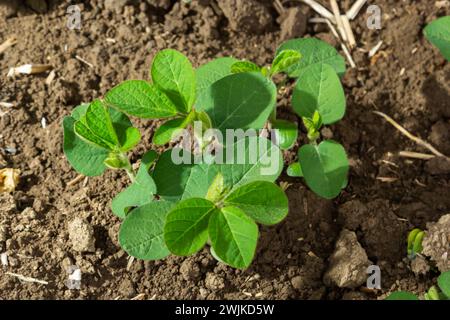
<box><xmin>438</xmin><ymin>271</ymin><xmax>450</xmax><ymax>298</ymax></box>
<box><xmin>152</xmin><ymin>111</ymin><xmax>194</xmax><ymax>146</ymax></box>
<box><xmin>385</xmin><ymin>292</ymin><xmax>419</xmax><ymax>300</ymax></box>
<box><xmin>63</xmin><ymin>104</ymin><xmax>136</xmax><ymax>176</ymax></box>
<box><xmin>119</xmin><ymin>127</ymin><xmax>141</xmax><ymax>152</ymax></box>
<box><xmin>276</xmin><ymin>38</ymin><xmax>346</xmax><ymax>77</ymax></box>
<box><xmin>271</xmin><ymin>49</ymin><xmax>302</xmax><ymax>75</ymax></box>
<box><xmin>105</xmin><ymin>80</ymin><xmax>178</xmax><ymax>119</ymax></box>
<box><xmin>209</xmin><ymin>206</ymin><xmax>258</xmax><ymax>269</ymax></box>
<box><xmin>152</xmin><ymin>149</ymin><xmax>219</xmax><ymax>201</ymax></box>
<box><xmin>298</xmin><ymin>140</ymin><xmax>349</xmax><ymax>199</ymax></box>
<box><xmin>287</xmin><ymin>162</ymin><xmax>303</xmax><ymax>177</ymax></box>
<box><xmin>196</xmin><ymin>57</ymin><xmax>237</xmax><ymax>99</ymax></box>
<box><xmin>224</xmin><ymin>181</ymin><xmax>288</xmax><ymax>225</ymax></box>
<box><xmin>151</xmin><ymin>49</ymin><xmax>196</xmax><ymax>113</ymax></box>
<box><xmin>424</xmin><ymin>16</ymin><xmax>450</xmax><ymax>61</ymax></box>
<box><xmin>164</xmin><ymin>198</ymin><xmax>218</xmax><ymax>256</ymax></box>
<box><xmin>205</xmin><ymin>173</ymin><xmax>228</xmax><ymax>203</ymax></box>
<box><xmin>195</xmin><ymin>110</ymin><xmax>213</xmax><ymax>130</ymax></box>
<box><xmin>292</xmin><ymin>63</ymin><xmax>346</xmax><ymax>125</ymax></box>
<box><xmin>111</xmin><ymin>156</ymin><xmax>158</xmax><ymax>218</ymax></box>
<box><xmin>196</xmin><ymin>72</ymin><xmax>276</xmax><ymax>134</ymax></box>
<box><xmin>218</xmin><ymin>136</ymin><xmax>284</xmax><ymax>191</ymax></box>
<box><xmin>271</xmin><ymin>119</ymin><xmax>298</xmax><ymax>150</ymax></box>
<box><xmin>119</xmin><ymin>201</ymin><xmax>174</xmax><ymax>260</ymax></box>
<box><xmin>231</xmin><ymin>61</ymin><xmax>261</xmax><ymax>74</ymax></box>
<box><xmin>74</xmin><ymin>100</ymin><xmax>119</xmax><ymax>150</ymax></box>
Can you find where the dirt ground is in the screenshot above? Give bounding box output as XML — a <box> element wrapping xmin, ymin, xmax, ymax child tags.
<box><xmin>0</xmin><ymin>0</ymin><xmax>449</xmax><ymax>300</ymax></box>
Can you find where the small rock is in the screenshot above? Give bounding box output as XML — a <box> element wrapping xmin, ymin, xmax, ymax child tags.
<box><xmin>422</xmin><ymin>214</ymin><xmax>450</xmax><ymax>272</ymax></box>
<box><xmin>118</xmin><ymin>278</ymin><xmax>136</xmax><ymax>298</ymax></box>
<box><xmin>410</xmin><ymin>255</ymin><xmax>430</xmax><ymax>276</ymax></box>
<box><xmin>425</xmin><ymin>157</ymin><xmax>450</xmax><ymax>175</ymax></box>
<box><xmin>180</xmin><ymin>259</ymin><xmax>201</xmax><ymax>281</ymax></box>
<box><xmin>279</xmin><ymin>7</ymin><xmax>308</xmax><ymax>41</ymax></box>
<box><xmin>199</xmin><ymin>287</ymin><xmax>208</xmax><ymax>298</ymax></box>
<box><xmin>290</xmin><ymin>275</ymin><xmax>304</xmax><ymax>290</ymax></box>
<box><xmin>218</xmin><ymin>0</ymin><xmax>272</xmax><ymax>34</ymax></box>
<box><xmin>205</xmin><ymin>272</ymin><xmax>225</xmax><ymax>291</ymax></box>
<box><xmin>428</xmin><ymin>121</ymin><xmax>450</xmax><ymax>155</ymax></box>
<box><xmin>68</xmin><ymin>217</ymin><xmax>95</xmax><ymax>253</ymax></box>
<box><xmin>22</xmin><ymin>207</ymin><xmax>37</xmax><ymax>220</ymax></box>
<box><xmin>323</xmin><ymin>229</ymin><xmax>371</xmax><ymax>288</ymax></box>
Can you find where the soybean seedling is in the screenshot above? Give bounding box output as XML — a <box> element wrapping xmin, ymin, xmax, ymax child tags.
<box><xmin>407</xmin><ymin>228</ymin><xmax>425</xmax><ymax>259</ymax></box>
<box><xmin>63</xmin><ymin>48</ymin><xmax>288</xmax><ymax>269</ymax></box>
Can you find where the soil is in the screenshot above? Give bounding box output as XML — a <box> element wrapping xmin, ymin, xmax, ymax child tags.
<box><xmin>0</xmin><ymin>0</ymin><xmax>449</xmax><ymax>300</ymax></box>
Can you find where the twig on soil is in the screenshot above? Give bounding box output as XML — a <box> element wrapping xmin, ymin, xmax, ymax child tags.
<box><xmin>0</xmin><ymin>37</ymin><xmax>17</xmax><ymax>54</ymax></box>
<box><xmin>67</xmin><ymin>174</ymin><xmax>85</xmax><ymax>187</ymax></box>
<box><xmin>368</xmin><ymin>41</ymin><xmax>383</xmax><ymax>58</ymax></box>
<box><xmin>75</xmin><ymin>55</ymin><xmax>94</xmax><ymax>69</ymax></box>
<box><xmin>398</xmin><ymin>151</ymin><xmax>435</xmax><ymax>160</ymax></box>
<box><xmin>45</xmin><ymin>70</ymin><xmax>56</xmax><ymax>86</ymax></box>
<box><xmin>376</xmin><ymin>176</ymin><xmax>398</xmax><ymax>183</ymax></box>
<box><xmin>7</xmin><ymin>64</ymin><xmax>53</xmax><ymax>77</ymax></box>
<box><xmin>298</xmin><ymin>0</ymin><xmax>336</xmax><ymax>23</ymax></box>
<box><xmin>0</xmin><ymin>102</ymin><xmax>14</xmax><ymax>108</ymax></box>
<box><xmin>373</xmin><ymin>111</ymin><xmax>448</xmax><ymax>158</ymax></box>
<box><xmin>131</xmin><ymin>293</ymin><xmax>146</xmax><ymax>300</ymax></box>
<box><xmin>273</xmin><ymin>0</ymin><xmax>285</xmax><ymax>15</ymax></box>
<box><xmin>346</xmin><ymin>0</ymin><xmax>367</xmax><ymax>20</ymax></box>
<box><xmin>329</xmin><ymin>0</ymin><xmax>348</xmax><ymax>43</ymax></box>
<box><xmin>341</xmin><ymin>14</ymin><xmax>356</xmax><ymax>48</ymax></box>
<box><xmin>126</xmin><ymin>256</ymin><xmax>135</xmax><ymax>271</ymax></box>
<box><xmin>325</xmin><ymin>19</ymin><xmax>356</xmax><ymax>68</ymax></box>
<box><xmin>5</xmin><ymin>272</ymin><xmax>48</xmax><ymax>285</ymax></box>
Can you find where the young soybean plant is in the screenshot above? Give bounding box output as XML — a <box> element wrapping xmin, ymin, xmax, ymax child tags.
<box><xmin>63</xmin><ymin>49</ymin><xmax>288</xmax><ymax>269</ymax></box>
<box><xmin>424</xmin><ymin>16</ymin><xmax>450</xmax><ymax>61</ymax></box>
<box><xmin>195</xmin><ymin>38</ymin><xmax>350</xmax><ymax>200</ymax></box>
<box><xmin>386</xmin><ymin>270</ymin><xmax>450</xmax><ymax>300</ymax></box>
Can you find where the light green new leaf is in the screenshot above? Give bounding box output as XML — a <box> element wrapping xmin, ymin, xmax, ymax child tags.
<box><xmin>292</xmin><ymin>63</ymin><xmax>346</xmax><ymax>124</ymax></box>
<box><xmin>224</xmin><ymin>181</ymin><xmax>288</xmax><ymax>225</ymax></box>
<box><xmin>218</xmin><ymin>136</ymin><xmax>284</xmax><ymax>192</ymax></box>
<box><xmin>299</xmin><ymin>140</ymin><xmax>349</xmax><ymax>199</ymax></box>
<box><xmin>196</xmin><ymin>57</ymin><xmax>237</xmax><ymax>99</ymax></box>
<box><xmin>164</xmin><ymin>198</ymin><xmax>218</xmax><ymax>256</ymax></box>
<box><xmin>231</xmin><ymin>61</ymin><xmax>261</xmax><ymax>74</ymax></box>
<box><xmin>438</xmin><ymin>271</ymin><xmax>450</xmax><ymax>298</ymax></box>
<box><xmin>287</xmin><ymin>162</ymin><xmax>303</xmax><ymax>177</ymax></box>
<box><xmin>424</xmin><ymin>16</ymin><xmax>450</xmax><ymax>61</ymax></box>
<box><xmin>151</xmin><ymin>49</ymin><xmax>196</xmax><ymax>113</ymax></box>
<box><xmin>209</xmin><ymin>206</ymin><xmax>258</xmax><ymax>269</ymax></box>
<box><xmin>385</xmin><ymin>292</ymin><xmax>419</xmax><ymax>301</ymax></box>
<box><xmin>63</xmin><ymin>106</ymin><xmax>109</xmax><ymax>176</ymax></box>
<box><xmin>271</xmin><ymin>119</ymin><xmax>298</xmax><ymax>150</ymax></box>
<box><xmin>111</xmin><ymin>152</ymin><xmax>158</xmax><ymax>218</ymax></box>
<box><xmin>276</xmin><ymin>38</ymin><xmax>346</xmax><ymax>77</ymax></box>
<box><xmin>119</xmin><ymin>201</ymin><xmax>174</xmax><ymax>260</ymax></box>
<box><xmin>271</xmin><ymin>50</ymin><xmax>302</xmax><ymax>75</ymax></box>
<box><xmin>74</xmin><ymin>100</ymin><xmax>119</xmax><ymax>150</ymax></box>
<box><xmin>119</xmin><ymin>127</ymin><xmax>141</xmax><ymax>152</ymax></box>
<box><xmin>105</xmin><ymin>80</ymin><xmax>178</xmax><ymax>119</ymax></box>
<box><xmin>196</xmin><ymin>72</ymin><xmax>276</xmax><ymax>133</ymax></box>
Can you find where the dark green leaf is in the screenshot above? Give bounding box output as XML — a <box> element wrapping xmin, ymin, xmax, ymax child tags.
<box><xmin>298</xmin><ymin>140</ymin><xmax>349</xmax><ymax>199</ymax></box>
<box><xmin>164</xmin><ymin>198</ymin><xmax>218</xmax><ymax>256</ymax></box>
<box><xmin>271</xmin><ymin>119</ymin><xmax>298</xmax><ymax>150</ymax></box>
<box><xmin>151</xmin><ymin>49</ymin><xmax>196</xmax><ymax>113</ymax></box>
<box><xmin>385</xmin><ymin>292</ymin><xmax>419</xmax><ymax>300</ymax></box>
<box><xmin>196</xmin><ymin>57</ymin><xmax>237</xmax><ymax>99</ymax></box>
<box><xmin>292</xmin><ymin>63</ymin><xmax>346</xmax><ymax>124</ymax></box>
<box><xmin>224</xmin><ymin>181</ymin><xmax>288</xmax><ymax>225</ymax></box>
<box><xmin>119</xmin><ymin>201</ymin><xmax>174</xmax><ymax>260</ymax></box>
<box><xmin>209</xmin><ymin>206</ymin><xmax>258</xmax><ymax>269</ymax></box>
<box><xmin>424</xmin><ymin>16</ymin><xmax>450</xmax><ymax>61</ymax></box>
